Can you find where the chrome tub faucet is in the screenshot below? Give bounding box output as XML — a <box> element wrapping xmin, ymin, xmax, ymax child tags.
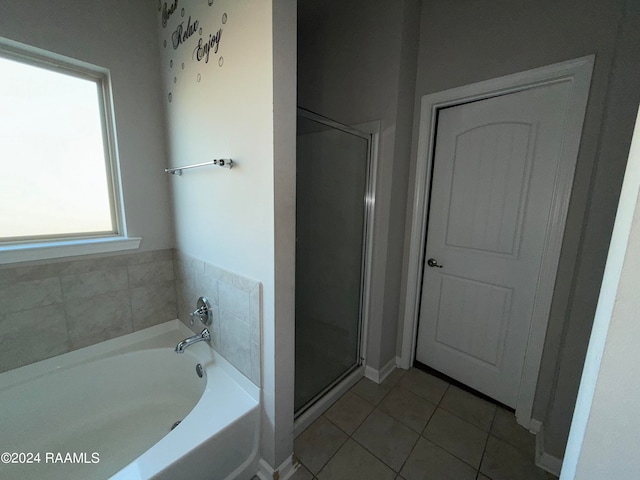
<box><xmin>175</xmin><ymin>327</ymin><xmax>211</xmax><ymax>353</ymax></box>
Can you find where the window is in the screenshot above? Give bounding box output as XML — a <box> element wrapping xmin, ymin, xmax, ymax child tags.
<box><xmin>0</xmin><ymin>40</ymin><xmax>139</xmax><ymax>263</ymax></box>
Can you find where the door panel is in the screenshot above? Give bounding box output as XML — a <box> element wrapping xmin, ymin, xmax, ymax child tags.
<box><xmin>445</xmin><ymin>122</ymin><xmax>533</xmax><ymax>256</ymax></box>
<box><xmin>434</xmin><ymin>274</ymin><xmax>512</xmax><ymax>367</ymax></box>
<box><xmin>416</xmin><ymin>81</ymin><xmax>572</xmax><ymax>407</ymax></box>
<box><xmin>295</xmin><ymin>112</ymin><xmax>370</xmax><ymax>414</ymax></box>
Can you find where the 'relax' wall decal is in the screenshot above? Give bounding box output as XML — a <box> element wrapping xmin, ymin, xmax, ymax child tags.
<box><xmin>158</xmin><ymin>0</ymin><xmax>227</xmax><ymax>103</ymax></box>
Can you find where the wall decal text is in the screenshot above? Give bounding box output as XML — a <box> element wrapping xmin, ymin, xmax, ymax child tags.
<box><xmin>192</xmin><ymin>28</ymin><xmax>223</xmax><ymax>64</ymax></box>
<box><xmin>172</xmin><ymin>16</ymin><xmax>199</xmax><ymax>49</ymax></box>
<box><xmin>162</xmin><ymin>0</ymin><xmax>179</xmax><ymax>28</ymax></box>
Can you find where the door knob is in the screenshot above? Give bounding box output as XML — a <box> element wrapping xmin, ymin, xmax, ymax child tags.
<box><xmin>427</xmin><ymin>258</ymin><xmax>443</xmax><ymax>268</ymax></box>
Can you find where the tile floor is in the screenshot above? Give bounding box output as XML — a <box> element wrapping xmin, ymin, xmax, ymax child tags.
<box><xmin>291</xmin><ymin>368</ymin><xmax>557</xmax><ymax>480</ymax></box>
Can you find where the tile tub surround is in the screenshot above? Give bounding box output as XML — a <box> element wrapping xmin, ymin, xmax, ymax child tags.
<box><xmin>294</xmin><ymin>368</ymin><xmax>557</xmax><ymax>480</ymax></box>
<box><xmin>173</xmin><ymin>250</ymin><xmax>261</xmax><ymax>387</ymax></box>
<box><xmin>0</xmin><ymin>249</ymin><xmax>177</xmax><ymax>373</ymax></box>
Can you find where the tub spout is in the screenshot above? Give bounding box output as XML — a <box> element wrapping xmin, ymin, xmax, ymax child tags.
<box><xmin>175</xmin><ymin>328</ymin><xmax>211</xmax><ymax>353</ymax></box>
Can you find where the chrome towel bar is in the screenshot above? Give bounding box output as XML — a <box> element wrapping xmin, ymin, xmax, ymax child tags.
<box><xmin>165</xmin><ymin>159</ymin><xmax>233</xmax><ymax>175</ymax></box>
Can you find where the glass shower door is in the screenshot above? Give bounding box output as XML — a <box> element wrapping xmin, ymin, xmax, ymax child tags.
<box><xmin>294</xmin><ymin>108</ymin><xmax>372</xmax><ymax>415</ymax></box>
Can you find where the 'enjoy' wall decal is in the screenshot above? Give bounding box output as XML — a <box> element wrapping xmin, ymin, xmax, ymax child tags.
<box><xmin>160</xmin><ymin>0</ymin><xmax>227</xmax><ymax>104</ymax></box>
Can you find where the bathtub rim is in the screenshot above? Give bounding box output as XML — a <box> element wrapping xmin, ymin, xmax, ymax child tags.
<box><xmin>0</xmin><ymin>320</ymin><xmax>259</xmax><ymax>402</ymax></box>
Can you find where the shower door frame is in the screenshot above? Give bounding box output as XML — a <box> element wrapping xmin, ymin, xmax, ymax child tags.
<box><xmin>294</xmin><ymin>107</ymin><xmax>379</xmax><ymax>424</ymax></box>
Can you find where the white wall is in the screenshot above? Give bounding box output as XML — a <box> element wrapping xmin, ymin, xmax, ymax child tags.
<box><xmin>158</xmin><ymin>0</ymin><xmax>296</xmax><ymax>468</ymax></box>
<box><xmin>0</xmin><ymin>0</ymin><xmax>173</xmax><ymax>252</ymax></box>
<box><xmin>159</xmin><ymin>0</ymin><xmax>275</xmax><ymax>279</ymax></box>
<box><xmin>561</xmin><ymin>105</ymin><xmax>640</xmax><ymax>479</ymax></box>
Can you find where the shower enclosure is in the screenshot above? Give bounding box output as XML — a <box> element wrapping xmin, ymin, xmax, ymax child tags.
<box><xmin>294</xmin><ymin>108</ymin><xmax>374</xmax><ymax>415</ymax></box>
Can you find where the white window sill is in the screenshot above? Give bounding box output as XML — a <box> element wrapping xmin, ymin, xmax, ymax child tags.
<box><xmin>0</xmin><ymin>236</ymin><xmax>142</xmax><ymax>265</ymax></box>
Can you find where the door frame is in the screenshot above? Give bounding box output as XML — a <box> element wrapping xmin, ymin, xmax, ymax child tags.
<box><xmin>399</xmin><ymin>56</ymin><xmax>594</xmax><ymax>427</ymax></box>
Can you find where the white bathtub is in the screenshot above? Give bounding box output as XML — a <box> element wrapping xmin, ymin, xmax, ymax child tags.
<box><xmin>0</xmin><ymin>320</ymin><xmax>260</xmax><ymax>480</ymax></box>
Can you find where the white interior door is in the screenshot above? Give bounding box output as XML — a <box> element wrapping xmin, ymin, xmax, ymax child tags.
<box><xmin>415</xmin><ymin>81</ymin><xmax>573</xmax><ymax>407</ymax></box>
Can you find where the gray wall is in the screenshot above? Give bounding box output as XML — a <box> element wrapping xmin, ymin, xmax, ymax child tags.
<box><xmin>405</xmin><ymin>0</ymin><xmax>640</xmax><ymax>460</ymax></box>
<box><xmin>0</xmin><ymin>0</ymin><xmax>173</xmax><ymax>252</ymax></box>
<box><xmin>298</xmin><ymin>0</ymin><xmax>421</xmax><ymax>371</ymax></box>
<box><xmin>542</xmin><ymin>0</ymin><xmax>640</xmax><ymax>459</ymax></box>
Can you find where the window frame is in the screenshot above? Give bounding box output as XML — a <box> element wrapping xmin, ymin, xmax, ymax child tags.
<box><xmin>0</xmin><ymin>38</ymin><xmax>140</xmax><ymax>264</ymax></box>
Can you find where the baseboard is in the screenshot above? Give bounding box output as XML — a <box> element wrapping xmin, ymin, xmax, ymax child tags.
<box><xmin>364</xmin><ymin>357</ymin><xmax>397</xmax><ymax>384</ymax></box>
<box><xmin>529</xmin><ymin>418</ymin><xmax>543</xmax><ymax>434</ymax></box>
<box><xmin>535</xmin><ymin>424</ymin><xmax>563</xmax><ymax>477</ymax></box>
<box><xmin>256</xmin><ymin>455</ymin><xmax>297</xmax><ymax>480</ymax></box>
<box><xmin>397</xmin><ymin>352</ymin><xmax>412</xmax><ymax>369</ymax></box>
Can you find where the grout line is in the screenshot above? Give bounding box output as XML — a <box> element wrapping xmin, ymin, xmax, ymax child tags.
<box><xmin>348</xmin><ymin>410</ymin><xmax>411</xmax><ymax>474</ymax></box>
<box><xmin>313</xmin><ymin>431</ymin><xmax>348</xmax><ymax>477</ymax></box>
<box><xmin>476</xmin><ymin>407</ymin><xmax>498</xmax><ymax>478</ymax></box>
<box><xmin>419</xmin><ymin>392</ymin><xmax>490</xmax><ymax>474</ymax></box>
<box><xmin>419</xmin><ymin>425</ymin><xmax>486</xmax><ymax>473</ymax></box>
<box><xmin>476</xmin><ymin>427</ymin><xmax>492</xmax><ymax>477</ymax></box>
<box><xmin>396</xmin><ymin>419</ymin><xmax>423</xmax><ymax>475</ymax></box>
<box><xmin>305</xmin><ymin>369</ymin><xmax>517</xmax><ymax>479</ymax></box>
<box><xmin>413</xmin><ymin>361</ymin><xmax>513</xmax><ymax>412</ymax></box>
<box><xmin>324</xmin><ymin>382</ymin><xmax>414</xmax><ymax>475</ymax></box>
<box><xmin>419</xmin><ymin>398</ymin><xmax>439</xmax><ymax>436</ymax></box>
<box><xmin>434</xmin><ymin>401</ymin><xmax>497</xmax><ymax>434</ymax></box>
<box><xmin>301</xmin><ymin>413</ymin><xmax>351</xmax><ymax>476</ymax></box>
<box><xmin>351</xmin><ymin>381</ymin><xmax>429</xmax><ymax>474</ymax></box>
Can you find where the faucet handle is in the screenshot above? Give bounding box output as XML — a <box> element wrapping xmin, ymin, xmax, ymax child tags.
<box><xmin>200</xmin><ymin>327</ymin><xmax>211</xmax><ymax>341</ymax></box>
<box><xmin>190</xmin><ymin>296</ymin><xmax>212</xmax><ymax>326</ymax></box>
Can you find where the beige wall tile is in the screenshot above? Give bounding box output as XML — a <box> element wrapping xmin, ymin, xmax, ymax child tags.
<box><xmin>220</xmin><ymin>309</ymin><xmax>252</xmax><ymax>378</ymax></box>
<box><xmin>127</xmin><ymin>260</ymin><xmax>174</xmax><ymax>287</ymax></box>
<box><xmin>60</xmin><ymin>268</ymin><xmax>128</xmax><ymax>300</ymax></box>
<box><xmin>66</xmin><ymin>291</ymin><xmax>133</xmax><ymax>349</ymax></box>
<box><xmin>0</xmin><ymin>277</ymin><xmax>62</xmax><ymax>314</ymax></box>
<box><xmin>130</xmin><ymin>281</ymin><xmax>177</xmax><ymax>331</ymax></box>
<box><xmin>0</xmin><ymin>305</ymin><xmax>68</xmax><ymax>372</ymax></box>
<box><xmin>219</xmin><ymin>281</ymin><xmax>251</xmax><ymax>321</ymax></box>
<box><xmin>195</xmin><ymin>269</ymin><xmax>219</xmax><ymax>305</ymax></box>
<box><xmin>0</xmin><ymin>250</ymin><xmax>178</xmax><ymax>372</ymax></box>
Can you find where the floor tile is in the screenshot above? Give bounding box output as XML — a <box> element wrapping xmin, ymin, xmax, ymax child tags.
<box><xmin>324</xmin><ymin>391</ymin><xmax>374</xmax><ymax>434</ymax></box>
<box><xmin>423</xmin><ymin>408</ymin><xmax>488</xmax><ymax>469</ymax></box>
<box><xmin>480</xmin><ymin>435</ymin><xmax>549</xmax><ymax>480</ymax></box>
<box><xmin>379</xmin><ymin>385</ymin><xmax>436</xmax><ymax>433</ymax></box>
<box><xmin>352</xmin><ymin>409</ymin><xmax>419</xmax><ymax>471</ymax></box>
<box><xmin>477</xmin><ymin>475</ymin><xmax>491</xmax><ymax>480</ymax></box>
<box><xmin>399</xmin><ymin>368</ymin><xmax>449</xmax><ymax>404</ymax></box>
<box><xmin>317</xmin><ymin>438</ymin><xmax>396</xmax><ymax>480</ymax></box>
<box><xmin>294</xmin><ymin>416</ymin><xmax>348</xmax><ymax>474</ymax></box>
<box><xmin>350</xmin><ymin>377</ymin><xmax>393</xmax><ymax>405</ymax></box>
<box><xmin>290</xmin><ymin>463</ymin><xmax>314</xmax><ymax>480</ymax></box>
<box><xmin>383</xmin><ymin>367</ymin><xmax>408</xmax><ymax>387</ymax></box>
<box><xmin>400</xmin><ymin>437</ymin><xmax>477</xmax><ymax>480</ymax></box>
<box><xmin>439</xmin><ymin>385</ymin><xmax>496</xmax><ymax>431</ymax></box>
<box><xmin>491</xmin><ymin>407</ymin><xmax>535</xmax><ymax>456</ymax></box>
